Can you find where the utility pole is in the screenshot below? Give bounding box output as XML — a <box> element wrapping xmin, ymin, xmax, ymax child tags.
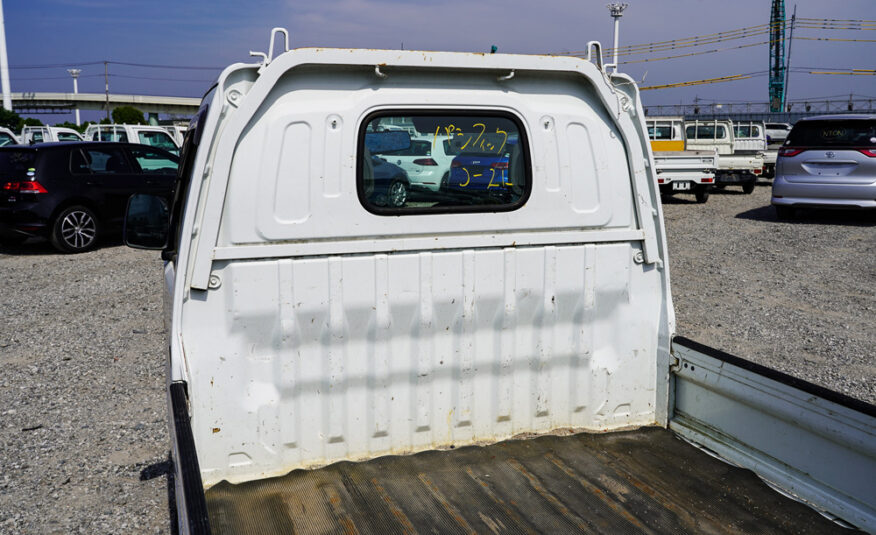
<box><xmin>104</xmin><ymin>61</ymin><xmax>110</xmax><ymax>122</ymax></box>
<box><xmin>67</xmin><ymin>69</ymin><xmax>81</xmax><ymax>126</ymax></box>
<box><xmin>783</xmin><ymin>4</ymin><xmax>797</xmax><ymax>110</ymax></box>
<box><xmin>0</xmin><ymin>0</ymin><xmax>12</xmax><ymax>111</ymax></box>
<box><xmin>606</xmin><ymin>3</ymin><xmax>628</xmax><ymax>73</ymax></box>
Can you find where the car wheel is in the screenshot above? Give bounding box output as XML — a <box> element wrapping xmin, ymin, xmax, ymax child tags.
<box><xmin>695</xmin><ymin>186</ymin><xmax>710</xmax><ymax>204</ymax></box>
<box><xmin>51</xmin><ymin>205</ymin><xmax>99</xmax><ymax>253</ymax></box>
<box><xmin>774</xmin><ymin>205</ymin><xmax>795</xmax><ymax>220</ymax></box>
<box><xmin>742</xmin><ymin>181</ymin><xmax>756</xmax><ymax>194</ymax></box>
<box><xmin>388</xmin><ymin>180</ymin><xmax>407</xmax><ymax>207</ymax></box>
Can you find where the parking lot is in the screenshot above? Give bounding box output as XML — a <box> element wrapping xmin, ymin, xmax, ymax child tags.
<box><xmin>0</xmin><ymin>180</ymin><xmax>874</xmax><ymax>533</ymax></box>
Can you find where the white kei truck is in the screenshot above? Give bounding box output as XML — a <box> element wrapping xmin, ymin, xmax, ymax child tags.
<box><xmin>684</xmin><ymin>119</ymin><xmax>765</xmax><ymax>194</ymax></box>
<box><xmin>645</xmin><ymin>116</ymin><xmax>718</xmax><ymax>203</ymax></box>
<box><xmin>84</xmin><ymin>124</ymin><xmax>181</xmax><ymax>155</ymax></box>
<box><xmin>124</xmin><ymin>29</ymin><xmax>876</xmax><ymax>535</ymax></box>
<box><xmin>20</xmin><ymin>125</ymin><xmax>84</xmax><ymax>144</ymax></box>
<box><xmin>733</xmin><ymin>120</ymin><xmax>778</xmax><ymax>179</ymax></box>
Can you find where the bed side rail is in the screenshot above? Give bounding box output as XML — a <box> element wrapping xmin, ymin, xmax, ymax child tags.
<box><xmin>669</xmin><ymin>337</ymin><xmax>876</xmax><ymax>532</ymax></box>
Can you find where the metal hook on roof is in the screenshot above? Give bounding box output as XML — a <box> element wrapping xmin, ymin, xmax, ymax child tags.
<box><xmin>375</xmin><ymin>65</ymin><xmax>388</xmax><ymax>79</ymax></box>
<box><xmin>267</xmin><ymin>28</ymin><xmax>290</xmax><ymax>64</ymax></box>
<box><xmin>586</xmin><ymin>41</ymin><xmax>605</xmax><ymax>72</ymax></box>
<box><xmin>497</xmin><ymin>70</ymin><xmax>515</xmax><ymax>82</ymax></box>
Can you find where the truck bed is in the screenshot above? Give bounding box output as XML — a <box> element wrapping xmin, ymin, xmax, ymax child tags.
<box><xmin>204</xmin><ymin>427</ymin><xmax>849</xmax><ymax>534</ymax></box>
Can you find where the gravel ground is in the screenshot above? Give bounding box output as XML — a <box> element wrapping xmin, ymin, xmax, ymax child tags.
<box><xmin>663</xmin><ymin>182</ymin><xmax>875</xmax><ymax>404</ymax></box>
<box><xmin>0</xmin><ymin>180</ymin><xmax>873</xmax><ymax>532</ymax></box>
<box><xmin>0</xmin><ymin>241</ymin><xmax>170</xmax><ymax>534</ymax></box>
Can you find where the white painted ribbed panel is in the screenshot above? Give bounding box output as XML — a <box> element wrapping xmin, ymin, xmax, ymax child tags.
<box><xmin>222</xmin><ymin>72</ymin><xmax>632</xmax><ymax>247</ymax></box>
<box><xmin>186</xmin><ymin>242</ymin><xmax>659</xmax><ymax>486</ymax></box>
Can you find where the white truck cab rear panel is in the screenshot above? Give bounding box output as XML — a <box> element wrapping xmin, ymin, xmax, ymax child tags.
<box><xmin>220</xmin><ymin>70</ymin><xmax>636</xmax><ymax>247</ymax></box>
<box><xmin>176</xmin><ymin>49</ymin><xmax>672</xmax><ymax>487</ymax></box>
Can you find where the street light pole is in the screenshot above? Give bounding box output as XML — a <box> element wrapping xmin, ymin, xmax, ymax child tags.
<box><xmin>606</xmin><ymin>3</ymin><xmax>628</xmax><ymax>73</ymax></box>
<box><xmin>104</xmin><ymin>61</ymin><xmax>110</xmax><ymax>122</ymax></box>
<box><xmin>0</xmin><ymin>0</ymin><xmax>12</xmax><ymax>111</ymax></box>
<box><xmin>67</xmin><ymin>69</ymin><xmax>81</xmax><ymax>126</ymax></box>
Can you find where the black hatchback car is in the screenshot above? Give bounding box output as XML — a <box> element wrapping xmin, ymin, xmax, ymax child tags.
<box><xmin>0</xmin><ymin>142</ymin><xmax>178</xmax><ymax>252</ymax></box>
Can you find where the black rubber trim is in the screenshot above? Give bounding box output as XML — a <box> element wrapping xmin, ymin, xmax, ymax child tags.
<box><xmin>356</xmin><ymin>109</ymin><xmax>533</xmax><ymax>216</ymax></box>
<box><xmin>673</xmin><ymin>336</ymin><xmax>876</xmax><ymax>419</ymax></box>
<box><xmin>170</xmin><ymin>381</ymin><xmax>212</xmax><ymax>534</ymax></box>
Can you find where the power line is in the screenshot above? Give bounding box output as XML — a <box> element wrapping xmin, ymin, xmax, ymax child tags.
<box><xmin>794</xmin><ymin>36</ymin><xmax>876</xmax><ymax>43</ymax></box>
<box><xmin>606</xmin><ymin>23</ymin><xmax>770</xmax><ymax>55</ymax></box>
<box><xmin>8</xmin><ymin>60</ymin><xmax>223</xmax><ymax>71</ymax></box>
<box><xmin>556</xmin><ymin>16</ymin><xmax>876</xmax><ymax>61</ymax></box>
<box><xmin>808</xmin><ymin>70</ymin><xmax>876</xmax><ymax>75</ymax></box>
<box><xmin>107</xmin><ymin>61</ymin><xmax>222</xmax><ymax>71</ymax></box>
<box><xmin>640</xmin><ymin>69</ymin><xmax>875</xmax><ymax>91</ymax></box>
<box><xmin>641</xmin><ymin>74</ymin><xmax>756</xmax><ymax>91</ymax></box>
<box><xmin>10</xmin><ymin>74</ymin><xmax>105</xmax><ymax>81</ymax></box>
<box><xmin>619</xmin><ymin>40</ymin><xmax>769</xmax><ymax>65</ymax></box>
<box><xmin>110</xmin><ymin>74</ymin><xmax>215</xmax><ymax>83</ymax></box>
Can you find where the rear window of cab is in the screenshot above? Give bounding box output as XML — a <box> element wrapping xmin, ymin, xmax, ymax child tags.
<box><xmin>358</xmin><ymin>111</ymin><xmax>531</xmax><ymax>215</ymax></box>
<box><xmin>685</xmin><ymin>124</ymin><xmax>727</xmax><ymax>139</ymax></box>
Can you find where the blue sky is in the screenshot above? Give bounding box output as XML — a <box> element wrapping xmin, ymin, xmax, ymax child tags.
<box><xmin>6</xmin><ymin>0</ymin><xmax>875</xmax><ymax>124</ymax></box>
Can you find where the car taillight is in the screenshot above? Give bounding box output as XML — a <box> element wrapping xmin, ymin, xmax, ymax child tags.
<box><xmin>2</xmin><ymin>180</ymin><xmax>48</xmax><ymax>193</ymax></box>
<box><xmin>778</xmin><ymin>148</ymin><xmax>804</xmax><ymax>157</ymax></box>
<box><xmin>754</xmin><ymin>168</ymin><xmax>762</xmax><ymax>175</ymax></box>
<box><xmin>491</xmin><ymin>162</ymin><xmax>509</xmax><ymax>170</ymax></box>
<box><xmin>451</xmin><ymin>161</ymin><xmax>462</xmax><ymax>168</ymax></box>
<box><xmin>702</xmin><ymin>178</ymin><xmax>714</xmax><ymax>183</ymax></box>
<box><xmin>413</xmin><ymin>158</ymin><xmax>438</xmax><ymax>166</ymax></box>
<box><xmin>857</xmin><ymin>149</ymin><xmax>876</xmax><ymax>157</ymax></box>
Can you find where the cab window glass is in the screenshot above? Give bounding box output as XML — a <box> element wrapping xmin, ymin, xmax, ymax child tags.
<box><xmin>56</xmin><ymin>132</ymin><xmax>80</xmax><ymax>142</ymax></box>
<box><xmin>686</xmin><ymin>125</ymin><xmax>726</xmax><ymax>139</ymax></box>
<box><xmin>649</xmin><ymin>123</ymin><xmax>674</xmax><ymax>140</ymax></box>
<box><xmin>98</xmin><ymin>129</ymin><xmax>128</xmax><ymax>142</ymax></box>
<box><xmin>138</xmin><ymin>131</ymin><xmax>179</xmax><ymax>155</ymax></box>
<box><xmin>734</xmin><ymin>125</ymin><xmax>752</xmax><ymax>137</ymax></box>
<box><xmin>71</xmin><ymin>148</ymin><xmax>133</xmax><ymax>174</ymax></box>
<box><xmin>129</xmin><ymin>146</ymin><xmax>179</xmax><ymax>175</ymax></box>
<box><xmin>359</xmin><ymin>112</ymin><xmax>529</xmax><ymax>214</ymax></box>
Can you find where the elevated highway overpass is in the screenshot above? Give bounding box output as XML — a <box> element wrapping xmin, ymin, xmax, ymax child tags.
<box><xmin>10</xmin><ymin>92</ymin><xmax>201</xmax><ymax>116</ymax></box>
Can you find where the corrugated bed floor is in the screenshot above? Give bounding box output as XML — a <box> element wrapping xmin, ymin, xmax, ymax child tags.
<box><xmin>205</xmin><ymin>427</ymin><xmax>854</xmax><ymax>534</ymax></box>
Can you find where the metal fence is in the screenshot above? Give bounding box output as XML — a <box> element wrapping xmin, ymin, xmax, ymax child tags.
<box><xmin>643</xmin><ymin>98</ymin><xmax>875</xmax><ymax>123</ymax></box>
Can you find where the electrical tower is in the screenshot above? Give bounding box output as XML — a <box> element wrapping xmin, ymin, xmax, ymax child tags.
<box><xmin>769</xmin><ymin>0</ymin><xmax>786</xmax><ymax>112</ymax></box>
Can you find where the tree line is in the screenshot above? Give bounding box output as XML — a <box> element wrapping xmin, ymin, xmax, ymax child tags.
<box><xmin>0</xmin><ymin>106</ymin><xmax>148</xmax><ymax>133</ymax></box>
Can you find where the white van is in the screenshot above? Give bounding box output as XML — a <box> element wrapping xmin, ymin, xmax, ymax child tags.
<box><xmin>84</xmin><ymin>124</ymin><xmax>180</xmax><ymax>155</ymax></box>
